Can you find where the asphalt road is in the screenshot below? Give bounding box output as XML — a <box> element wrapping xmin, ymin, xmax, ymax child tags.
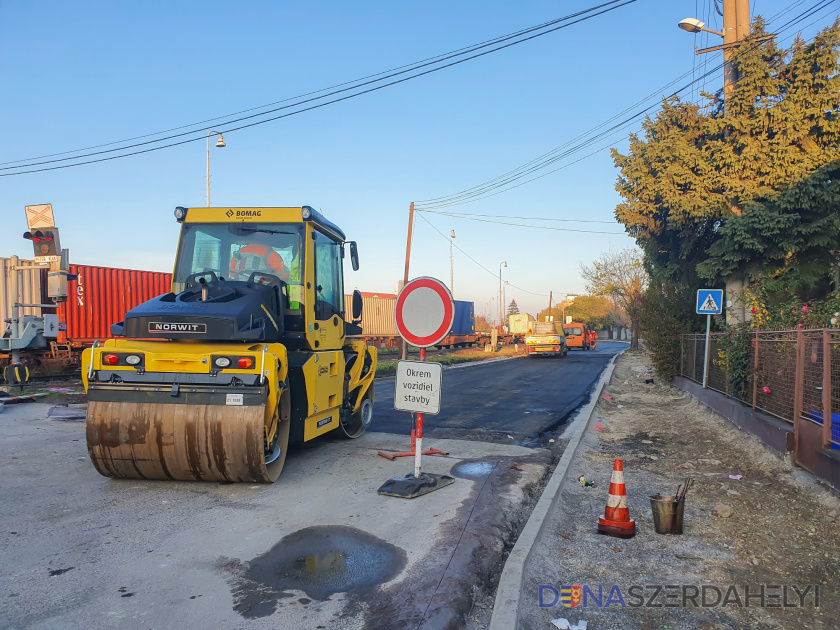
<box><xmin>0</xmin><ymin>341</ymin><xmax>625</xmax><ymax>630</ymax></box>
<box><xmin>374</xmin><ymin>341</ymin><xmax>626</xmax><ymax>446</ymax></box>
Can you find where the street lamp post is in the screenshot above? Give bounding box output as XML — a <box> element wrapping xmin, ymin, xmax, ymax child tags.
<box><xmin>678</xmin><ymin>0</ymin><xmax>755</xmax><ymax>324</ymax></box>
<box><xmin>206</xmin><ymin>131</ymin><xmax>226</xmax><ymax>207</ymax></box>
<box><xmin>498</xmin><ymin>261</ymin><xmax>507</xmax><ymax>330</ymax></box>
<box><xmin>450</xmin><ymin>230</ymin><xmax>456</xmax><ymax>295</ymax></box>
<box><xmin>677</xmin><ymin>0</ymin><xmax>752</xmax><ymax>113</ymax></box>
<box><xmin>503</xmin><ymin>281</ymin><xmax>509</xmax><ymax>328</ymax></box>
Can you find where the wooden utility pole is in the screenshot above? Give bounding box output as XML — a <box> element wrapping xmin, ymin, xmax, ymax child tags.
<box><xmin>696</xmin><ymin>0</ymin><xmax>750</xmax><ymax>321</ymax></box>
<box><xmin>547</xmin><ymin>291</ymin><xmax>553</xmax><ymax>321</ymax></box>
<box><xmin>400</xmin><ymin>202</ymin><xmax>415</xmax><ymax>360</ymax></box>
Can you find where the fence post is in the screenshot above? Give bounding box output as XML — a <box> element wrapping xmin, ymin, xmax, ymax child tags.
<box><xmin>680</xmin><ymin>335</ymin><xmax>685</xmax><ymax>377</ymax></box>
<box><xmin>725</xmin><ymin>336</ymin><xmax>730</xmax><ymax>396</ymax></box>
<box><xmin>793</xmin><ymin>328</ymin><xmax>805</xmax><ymax>455</ymax></box>
<box><xmin>823</xmin><ymin>329</ymin><xmax>832</xmax><ymax>449</ymax></box>
<box><xmin>752</xmin><ymin>331</ymin><xmax>759</xmax><ymax>410</ymax></box>
<box><xmin>693</xmin><ymin>337</ymin><xmax>698</xmax><ymax>382</ymax></box>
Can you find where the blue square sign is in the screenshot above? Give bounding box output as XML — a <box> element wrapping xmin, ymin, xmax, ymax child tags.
<box><xmin>696</xmin><ymin>289</ymin><xmax>724</xmax><ymax>315</ymax></box>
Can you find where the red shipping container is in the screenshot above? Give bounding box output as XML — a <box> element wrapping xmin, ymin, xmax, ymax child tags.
<box><xmin>59</xmin><ymin>264</ymin><xmax>172</xmax><ymax>344</ymax></box>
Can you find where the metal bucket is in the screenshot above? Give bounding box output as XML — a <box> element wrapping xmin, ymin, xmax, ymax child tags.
<box><xmin>650</xmin><ymin>496</ymin><xmax>685</xmax><ymax>534</ymax></box>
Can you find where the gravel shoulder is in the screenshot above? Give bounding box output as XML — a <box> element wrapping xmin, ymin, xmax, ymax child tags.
<box><xmin>520</xmin><ymin>349</ymin><xmax>840</xmax><ymax>630</ymax></box>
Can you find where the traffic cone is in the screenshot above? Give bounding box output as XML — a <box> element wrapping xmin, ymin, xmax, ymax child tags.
<box><xmin>597</xmin><ymin>458</ymin><xmax>636</xmax><ymax>538</ymax></box>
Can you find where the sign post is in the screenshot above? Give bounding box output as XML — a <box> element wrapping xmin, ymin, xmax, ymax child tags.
<box><xmin>378</xmin><ymin>277</ymin><xmax>455</xmax><ymax>499</ymax></box>
<box><xmin>696</xmin><ymin>289</ymin><xmax>724</xmax><ymax>388</ymax></box>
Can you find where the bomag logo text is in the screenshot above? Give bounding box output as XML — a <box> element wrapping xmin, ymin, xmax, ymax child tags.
<box><xmin>234</xmin><ymin>210</ymin><xmax>261</xmax><ymax>218</ymax></box>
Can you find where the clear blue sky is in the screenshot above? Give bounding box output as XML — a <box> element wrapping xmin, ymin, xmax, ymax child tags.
<box><xmin>1</xmin><ymin>0</ymin><xmax>835</xmax><ymax>320</ymax></box>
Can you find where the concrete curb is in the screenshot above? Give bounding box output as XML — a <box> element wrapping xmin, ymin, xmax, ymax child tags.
<box><xmin>489</xmin><ymin>349</ymin><xmax>624</xmax><ymax>630</ymax></box>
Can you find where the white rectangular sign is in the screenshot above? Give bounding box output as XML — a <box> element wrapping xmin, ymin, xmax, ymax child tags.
<box><xmin>394</xmin><ymin>360</ymin><xmax>442</xmax><ymax>415</ymax></box>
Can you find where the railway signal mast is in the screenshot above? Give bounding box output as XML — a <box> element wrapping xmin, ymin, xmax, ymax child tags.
<box><xmin>2</xmin><ymin>205</ymin><xmax>72</xmax><ymax>385</ymax></box>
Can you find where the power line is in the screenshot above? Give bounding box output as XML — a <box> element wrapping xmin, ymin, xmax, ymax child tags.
<box><xmin>413</xmin><ymin>0</ymin><xmax>838</xmax><ymax>209</ymax></box>
<box><xmin>0</xmin><ymin>0</ymin><xmax>641</xmax><ymax>176</ymax></box>
<box><xmin>418</xmin><ymin>210</ymin><xmax>623</xmax><ymax>233</ymax></box>
<box><xmin>419</xmin><ymin>210</ymin><xmax>617</xmax><ymax>224</ymax></box>
<box><xmin>415</xmin><ymin>211</ymin><xmax>549</xmax><ymax>296</ymax></box>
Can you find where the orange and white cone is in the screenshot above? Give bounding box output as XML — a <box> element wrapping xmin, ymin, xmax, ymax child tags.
<box><xmin>597</xmin><ymin>458</ymin><xmax>636</xmax><ymax>538</ymax></box>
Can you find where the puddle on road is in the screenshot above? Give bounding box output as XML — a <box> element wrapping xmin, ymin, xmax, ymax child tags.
<box><xmin>223</xmin><ymin>525</ymin><xmax>407</xmax><ymax>618</ymax></box>
<box><xmin>450</xmin><ymin>460</ymin><xmax>496</xmax><ymax>479</ymax></box>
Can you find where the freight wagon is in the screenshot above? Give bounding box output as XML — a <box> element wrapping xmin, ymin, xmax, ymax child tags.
<box><xmin>343</xmin><ymin>295</ymin><xmax>479</xmax><ymax>348</ymax></box>
<box><xmin>1</xmin><ymin>258</ymin><xmax>171</xmax><ymax>374</ymax></box>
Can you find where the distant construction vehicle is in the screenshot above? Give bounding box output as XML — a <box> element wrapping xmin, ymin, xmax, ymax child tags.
<box><xmin>83</xmin><ymin>206</ymin><xmax>376</xmax><ymax>483</ymax></box>
<box><xmin>563</xmin><ymin>321</ymin><xmax>591</xmax><ymax>350</ymax></box>
<box><xmin>525</xmin><ymin>320</ymin><xmax>567</xmax><ymax>357</ymax></box>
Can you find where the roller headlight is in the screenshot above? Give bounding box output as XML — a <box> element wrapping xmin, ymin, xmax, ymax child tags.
<box><xmin>215</xmin><ymin>357</ymin><xmax>231</xmax><ymax>368</ymax></box>
<box><xmin>125</xmin><ymin>355</ymin><xmax>142</xmax><ymax>365</ymax></box>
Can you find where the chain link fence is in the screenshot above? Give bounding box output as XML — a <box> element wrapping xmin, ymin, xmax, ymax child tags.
<box><xmin>680</xmin><ymin>329</ymin><xmax>839</xmax><ymax>449</ymax></box>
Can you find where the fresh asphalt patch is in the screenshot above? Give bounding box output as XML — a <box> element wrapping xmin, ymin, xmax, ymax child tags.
<box><xmin>0</xmin><ymin>342</ymin><xmax>625</xmax><ymax>629</ymax></box>
<box><xmin>372</xmin><ymin>343</ymin><xmax>624</xmax><ymax>446</ymax></box>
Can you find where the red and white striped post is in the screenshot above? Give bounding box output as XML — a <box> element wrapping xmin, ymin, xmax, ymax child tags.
<box><xmin>415</xmin><ymin>347</ymin><xmax>426</xmax><ymax>477</ymax></box>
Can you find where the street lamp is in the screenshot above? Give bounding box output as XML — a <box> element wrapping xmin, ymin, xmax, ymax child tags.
<box><xmin>450</xmin><ymin>230</ymin><xmax>456</xmax><ymax>295</ymax></box>
<box><xmin>498</xmin><ymin>261</ymin><xmax>507</xmax><ymax>330</ymax></box>
<box><xmin>503</xmin><ymin>281</ymin><xmax>509</xmax><ymax>328</ymax></box>
<box><xmin>677</xmin><ymin>17</ymin><xmax>723</xmax><ymax>36</ymax></box>
<box><xmin>206</xmin><ymin>131</ymin><xmax>226</xmax><ymax>207</ymax></box>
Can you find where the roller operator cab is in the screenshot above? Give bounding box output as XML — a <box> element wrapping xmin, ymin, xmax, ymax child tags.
<box><xmin>82</xmin><ymin>207</ymin><xmax>377</xmax><ymax>482</ymax></box>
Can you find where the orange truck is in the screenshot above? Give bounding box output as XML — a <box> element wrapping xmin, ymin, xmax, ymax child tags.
<box><xmin>563</xmin><ymin>321</ymin><xmax>591</xmax><ymax>350</ymax></box>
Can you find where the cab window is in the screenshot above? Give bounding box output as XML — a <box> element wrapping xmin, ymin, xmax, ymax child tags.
<box><xmin>313</xmin><ymin>231</ymin><xmax>343</xmax><ymax>320</ymax></box>
<box><xmin>564</xmin><ymin>327</ymin><xmax>583</xmax><ymax>336</ymax></box>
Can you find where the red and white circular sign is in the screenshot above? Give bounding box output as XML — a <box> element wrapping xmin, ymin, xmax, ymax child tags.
<box><xmin>394</xmin><ymin>277</ymin><xmax>455</xmax><ymax>348</ymax></box>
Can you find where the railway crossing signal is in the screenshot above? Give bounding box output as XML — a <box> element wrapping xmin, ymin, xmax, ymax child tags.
<box><xmin>23</xmin><ymin>229</ymin><xmax>61</xmax><ymax>262</ymax></box>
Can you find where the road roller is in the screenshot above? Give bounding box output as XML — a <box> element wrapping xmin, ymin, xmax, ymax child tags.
<box><xmin>82</xmin><ymin>206</ymin><xmax>376</xmax><ymax>482</ymax></box>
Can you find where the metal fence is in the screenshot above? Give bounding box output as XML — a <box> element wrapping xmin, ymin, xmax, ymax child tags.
<box><xmin>680</xmin><ymin>329</ymin><xmax>839</xmax><ymax>449</ymax></box>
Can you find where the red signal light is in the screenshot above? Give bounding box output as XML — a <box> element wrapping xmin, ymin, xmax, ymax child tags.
<box><xmin>102</xmin><ymin>354</ymin><xmax>119</xmax><ymax>365</ymax></box>
<box><xmin>237</xmin><ymin>357</ymin><xmax>254</xmax><ymax>369</ymax></box>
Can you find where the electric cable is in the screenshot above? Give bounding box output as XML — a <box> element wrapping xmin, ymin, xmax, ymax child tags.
<box><xmin>413</xmin><ymin>0</ymin><xmax>838</xmax><ymax>209</ymax></box>
<box><xmin>0</xmin><ymin>0</ymin><xmax>640</xmax><ymax>175</ymax></box>
<box><xmin>415</xmin><ymin>212</ymin><xmax>549</xmax><ymax>296</ymax></box>
<box><xmin>419</xmin><ymin>210</ymin><xmax>617</xmax><ymax>224</ymax></box>
<box><xmin>417</xmin><ymin>210</ymin><xmax>624</xmax><ymax>234</ymax></box>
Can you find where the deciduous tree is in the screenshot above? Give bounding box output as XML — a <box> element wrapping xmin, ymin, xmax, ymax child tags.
<box><xmin>581</xmin><ymin>248</ymin><xmax>648</xmax><ymax>349</ymax></box>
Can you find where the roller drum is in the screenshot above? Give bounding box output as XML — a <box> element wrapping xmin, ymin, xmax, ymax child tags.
<box><xmin>86</xmin><ymin>400</ymin><xmax>288</xmax><ymax>483</ymax></box>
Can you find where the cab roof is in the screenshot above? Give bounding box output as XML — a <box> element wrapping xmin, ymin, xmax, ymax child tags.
<box><xmin>179</xmin><ymin>206</ymin><xmax>346</xmax><ymax>242</ymax></box>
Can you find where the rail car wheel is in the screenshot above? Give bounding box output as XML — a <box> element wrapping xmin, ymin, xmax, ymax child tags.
<box><xmin>337</xmin><ymin>384</ymin><xmax>374</xmax><ymax>439</ymax></box>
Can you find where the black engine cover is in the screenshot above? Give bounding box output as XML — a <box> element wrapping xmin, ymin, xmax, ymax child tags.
<box><xmin>112</xmin><ymin>273</ymin><xmax>286</xmax><ymax>342</ymax></box>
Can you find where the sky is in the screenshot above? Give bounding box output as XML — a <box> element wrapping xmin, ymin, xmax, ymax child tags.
<box><xmin>1</xmin><ymin>0</ymin><xmax>837</xmax><ymax>321</ymax></box>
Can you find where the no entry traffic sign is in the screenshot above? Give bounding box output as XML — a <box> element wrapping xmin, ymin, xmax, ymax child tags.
<box><xmin>394</xmin><ymin>277</ymin><xmax>455</xmax><ymax>348</ymax></box>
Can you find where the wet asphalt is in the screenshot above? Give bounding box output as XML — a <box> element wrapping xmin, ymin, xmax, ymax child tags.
<box><xmin>373</xmin><ymin>341</ymin><xmax>626</xmax><ymax>446</ymax></box>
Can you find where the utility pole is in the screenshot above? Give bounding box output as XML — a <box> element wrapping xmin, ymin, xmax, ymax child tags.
<box><xmin>400</xmin><ymin>202</ymin><xmax>415</xmax><ymax>360</ymax></box>
<box><xmin>498</xmin><ymin>261</ymin><xmax>507</xmax><ymax>331</ymax></box>
<box><xmin>449</xmin><ymin>230</ymin><xmax>456</xmax><ymax>295</ymax></box>
<box><xmin>547</xmin><ymin>291</ymin><xmax>553</xmax><ymax>321</ymax></box>
<box><xmin>692</xmin><ymin>0</ymin><xmax>751</xmax><ymax>322</ymax></box>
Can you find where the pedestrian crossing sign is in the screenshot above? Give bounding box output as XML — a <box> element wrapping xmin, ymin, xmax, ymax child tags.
<box><xmin>696</xmin><ymin>289</ymin><xmax>723</xmax><ymax>315</ymax></box>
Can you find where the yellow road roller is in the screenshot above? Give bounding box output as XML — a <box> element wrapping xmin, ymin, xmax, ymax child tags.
<box><xmin>82</xmin><ymin>206</ymin><xmax>376</xmax><ymax>482</ymax></box>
